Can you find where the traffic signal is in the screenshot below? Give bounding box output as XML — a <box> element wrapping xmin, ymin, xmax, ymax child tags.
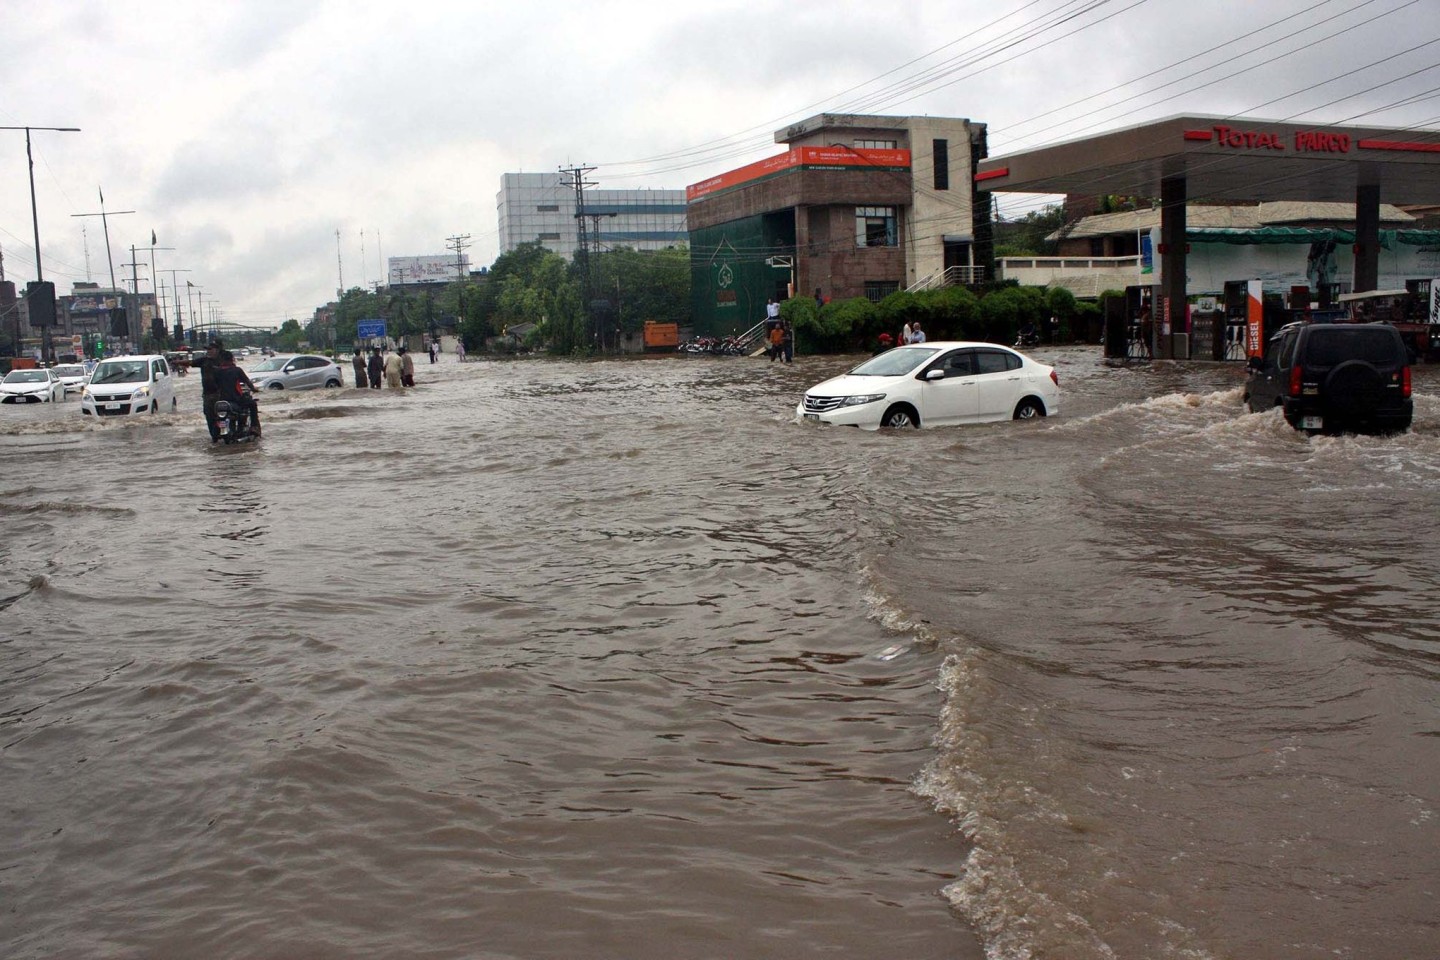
<box><xmin>24</xmin><ymin>281</ymin><xmax>56</xmax><ymax>327</ymax></box>
<box><xmin>151</xmin><ymin>318</ymin><xmax>165</xmax><ymax>342</ymax></box>
<box><xmin>110</xmin><ymin>307</ymin><xmax>128</xmax><ymax>337</ymax></box>
<box><xmin>94</xmin><ymin>337</ymin><xmax>104</xmax><ymax>357</ymax></box>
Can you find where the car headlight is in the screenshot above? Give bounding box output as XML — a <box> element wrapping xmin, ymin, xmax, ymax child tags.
<box><xmin>839</xmin><ymin>393</ymin><xmax>886</xmax><ymax>407</ymax></box>
<box><xmin>131</xmin><ymin>386</ymin><xmax>151</xmax><ymax>399</ymax></box>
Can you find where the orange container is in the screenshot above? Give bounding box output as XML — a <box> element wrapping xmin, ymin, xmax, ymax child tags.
<box><xmin>643</xmin><ymin>322</ymin><xmax>679</xmax><ymax>348</ymax></box>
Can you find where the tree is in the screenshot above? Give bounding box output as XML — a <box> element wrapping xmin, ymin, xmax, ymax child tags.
<box><xmin>994</xmin><ymin>203</ymin><xmax>1067</xmax><ymax>256</ymax></box>
<box><xmin>276</xmin><ymin>318</ymin><xmax>304</xmax><ymax>351</ymax></box>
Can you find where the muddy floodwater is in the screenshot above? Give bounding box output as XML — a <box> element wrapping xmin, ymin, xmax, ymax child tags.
<box><xmin>2</xmin><ymin>349</ymin><xmax>1437</xmax><ymax>960</ymax></box>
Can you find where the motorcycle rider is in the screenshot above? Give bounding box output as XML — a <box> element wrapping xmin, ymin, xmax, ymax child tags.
<box><xmin>195</xmin><ymin>339</ymin><xmax>224</xmax><ymax>441</ymax></box>
<box><xmin>214</xmin><ymin>349</ymin><xmax>261</xmax><ymax>438</ymax></box>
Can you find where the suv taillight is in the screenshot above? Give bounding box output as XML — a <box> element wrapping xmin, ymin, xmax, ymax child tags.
<box><xmin>1049</xmin><ymin>370</ymin><xmax>1059</xmax><ymax>386</ymax></box>
<box><xmin>1289</xmin><ymin>364</ymin><xmax>1304</xmax><ymax>398</ymax></box>
<box><xmin>1401</xmin><ymin>366</ymin><xmax>1411</xmax><ymax>399</ymax></box>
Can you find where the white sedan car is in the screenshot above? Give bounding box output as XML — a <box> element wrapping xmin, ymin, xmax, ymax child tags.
<box><xmin>0</xmin><ymin>368</ymin><xmax>63</xmax><ymax>403</ymax></box>
<box><xmin>798</xmin><ymin>342</ymin><xmax>1059</xmax><ymax>429</ymax></box>
<box><xmin>51</xmin><ymin>364</ymin><xmax>89</xmax><ymax>396</ymax></box>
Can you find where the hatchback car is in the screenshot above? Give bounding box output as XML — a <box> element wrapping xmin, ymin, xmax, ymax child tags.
<box><xmin>0</xmin><ymin>368</ymin><xmax>63</xmax><ymax>403</ymax></box>
<box><xmin>798</xmin><ymin>342</ymin><xmax>1060</xmax><ymax>429</ymax></box>
<box><xmin>51</xmin><ymin>364</ymin><xmax>89</xmax><ymax>396</ymax></box>
<box><xmin>80</xmin><ymin>355</ymin><xmax>177</xmax><ymax>416</ymax></box>
<box><xmin>1244</xmin><ymin>322</ymin><xmax>1412</xmax><ymax>434</ymax></box>
<box><xmin>249</xmin><ymin>354</ymin><xmax>344</xmax><ymax>390</ymax></box>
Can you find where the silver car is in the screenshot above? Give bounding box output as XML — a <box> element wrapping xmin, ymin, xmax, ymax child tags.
<box><xmin>249</xmin><ymin>354</ymin><xmax>344</xmax><ymax>391</ymax></box>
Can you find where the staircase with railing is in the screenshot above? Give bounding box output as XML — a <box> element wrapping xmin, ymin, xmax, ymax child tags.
<box><xmin>906</xmin><ymin>264</ymin><xmax>987</xmax><ymax>292</ymax></box>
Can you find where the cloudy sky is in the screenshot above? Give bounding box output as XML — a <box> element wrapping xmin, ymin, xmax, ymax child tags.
<box><xmin>2</xmin><ymin>0</ymin><xmax>1437</xmax><ymax>329</ymax></box>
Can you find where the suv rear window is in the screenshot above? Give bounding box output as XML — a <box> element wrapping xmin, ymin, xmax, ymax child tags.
<box><xmin>1305</xmin><ymin>328</ymin><xmax>1401</xmax><ymax>367</ymax></box>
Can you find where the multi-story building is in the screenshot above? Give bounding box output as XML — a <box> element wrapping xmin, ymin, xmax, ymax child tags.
<box><xmin>685</xmin><ymin>113</ymin><xmax>993</xmax><ymax>335</ymax></box>
<box><xmin>496</xmin><ymin>173</ymin><xmax>687</xmax><ymax>259</ymax></box>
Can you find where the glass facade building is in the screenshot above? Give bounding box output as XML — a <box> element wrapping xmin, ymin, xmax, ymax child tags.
<box><xmin>497</xmin><ymin>173</ymin><xmax>687</xmax><ymax>260</ymax></box>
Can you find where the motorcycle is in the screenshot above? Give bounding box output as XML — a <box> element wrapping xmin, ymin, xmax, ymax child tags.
<box><xmin>1014</xmin><ymin>330</ymin><xmax>1040</xmax><ymax>349</ymax></box>
<box><xmin>212</xmin><ymin>385</ymin><xmax>259</xmax><ymax>445</ymax></box>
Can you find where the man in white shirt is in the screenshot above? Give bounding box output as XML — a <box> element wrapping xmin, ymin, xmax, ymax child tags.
<box><xmin>912</xmin><ymin>322</ymin><xmax>926</xmax><ymax>343</ymax></box>
<box><xmin>766</xmin><ymin>298</ymin><xmax>780</xmax><ymax>321</ymax></box>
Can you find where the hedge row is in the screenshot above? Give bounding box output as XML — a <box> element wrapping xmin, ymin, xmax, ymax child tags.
<box><xmin>780</xmin><ymin>284</ymin><xmax>1099</xmax><ymax>352</ymax></box>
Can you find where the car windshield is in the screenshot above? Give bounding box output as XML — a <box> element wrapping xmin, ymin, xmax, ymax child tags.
<box><xmin>251</xmin><ymin>358</ymin><xmax>288</xmax><ymax>372</ymax></box>
<box><xmin>3</xmin><ymin>370</ymin><xmax>46</xmax><ymax>383</ymax></box>
<box><xmin>1307</xmin><ymin>328</ymin><xmax>1402</xmax><ymax>366</ymax></box>
<box><xmin>54</xmin><ymin>366</ymin><xmax>84</xmax><ymax>377</ymax></box>
<box><xmin>90</xmin><ymin>361</ymin><xmax>148</xmax><ymax>384</ymax></box>
<box><xmin>847</xmin><ymin>347</ymin><xmax>941</xmax><ymax>376</ymax></box>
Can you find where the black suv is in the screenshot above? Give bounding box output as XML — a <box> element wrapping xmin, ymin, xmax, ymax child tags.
<box><xmin>1245</xmin><ymin>323</ymin><xmax>1412</xmax><ymax>434</ymax></box>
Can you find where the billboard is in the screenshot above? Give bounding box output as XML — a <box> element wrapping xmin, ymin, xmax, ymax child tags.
<box><xmin>388</xmin><ymin>255</ymin><xmax>468</xmax><ymax>285</ymax></box>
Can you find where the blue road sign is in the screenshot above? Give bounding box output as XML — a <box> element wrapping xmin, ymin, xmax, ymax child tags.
<box><xmin>356</xmin><ymin>319</ymin><xmax>387</xmax><ymax>340</ymax></box>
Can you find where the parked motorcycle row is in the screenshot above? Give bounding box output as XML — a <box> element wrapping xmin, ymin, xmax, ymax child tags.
<box><xmin>677</xmin><ymin>336</ymin><xmax>751</xmax><ymax>356</ymax></box>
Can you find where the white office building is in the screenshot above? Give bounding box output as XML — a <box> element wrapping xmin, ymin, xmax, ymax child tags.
<box><xmin>496</xmin><ymin>173</ymin><xmax>687</xmax><ymax>259</ymax></box>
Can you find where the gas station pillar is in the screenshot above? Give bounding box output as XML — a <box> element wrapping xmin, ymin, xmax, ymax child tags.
<box><xmin>1353</xmin><ymin>181</ymin><xmax>1380</xmax><ymax>294</ymax></box>
<box><xmin>1159</xmin><ymin>175</ymin><xmax>1187</xmax><ymax>359</ymax></box>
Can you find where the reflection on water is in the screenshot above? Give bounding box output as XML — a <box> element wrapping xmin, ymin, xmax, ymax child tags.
<box><xmin>1</xmin><ymin>351</ymin><xmax>1436</xmax><ymax>960</ymax></box>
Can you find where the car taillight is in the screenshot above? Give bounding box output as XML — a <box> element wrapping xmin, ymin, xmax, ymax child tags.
<box><xmin>1049</xmin><ymin>370</ymin><xmax>1059</xmax><ymax>386</ymax></box>
<box><xmin>1289</xmin><ymin>365</ymin><xmax>1303</xmax><ymax>397</ymax></box>
<box><xmin>1401</xmin><ymin>366</ymin><xmax>1411</xmax><ymax>398</ymax></box>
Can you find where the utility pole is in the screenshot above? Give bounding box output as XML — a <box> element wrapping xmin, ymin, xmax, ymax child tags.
<box><xmin>121</xmin><ymin>245</ymin><xmax>148</xmax><ymax>294</ymax></box>
<box><xmin>446</xmin><ymin>233</ymin><xmax>471</xmax><ymax>282</ymax></box>
<box><xmin>70</xmin><ymin>188</ymin><xmax>135</xmax><ymax>293</ymax></box>
<box><xmin>160</xmin><ymin>269</ymin><xmax>191</xmax><ymax>347</ymax></box>
<box><xmin>335</xmin><ymin>228</ymin><xmax>344</xmax><ymax>298</ymax></box>
<box><xmin>559</xmin><ymin>164</ymin><xmax>598</xmax><ymax>349</ymax></box>
<box><xmin>445</xmin><ymin>233</ymin><xmax>472</xmax><ymax>343</ymax></box>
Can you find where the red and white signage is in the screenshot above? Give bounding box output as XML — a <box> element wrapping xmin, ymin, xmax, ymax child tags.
<box><xmin>687</xmin><ymin>146</ymin><xmax>911</xmax><ymax>202</ymax></box>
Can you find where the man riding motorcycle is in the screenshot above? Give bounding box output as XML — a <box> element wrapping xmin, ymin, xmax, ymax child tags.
<box><xmin>195</xmin><ymin>339</ymin><xmax>224</xmax><ymax>441</ymax></box>
<box><xmin>213</xmin><ymin>349</ymin><xmax>261</xmax><ymax>439</ymax></box>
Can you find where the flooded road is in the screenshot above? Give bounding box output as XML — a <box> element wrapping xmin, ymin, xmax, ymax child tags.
<box><xmin>2</xmin><ymin>350</ymin><xmax>1436</xmax><ymax>959</ymax></box>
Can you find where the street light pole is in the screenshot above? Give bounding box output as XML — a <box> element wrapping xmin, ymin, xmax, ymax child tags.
<box><xmin>2</xmin><ymin>125</ymin><xmax>80</xmax><ymax>359</ymax></box>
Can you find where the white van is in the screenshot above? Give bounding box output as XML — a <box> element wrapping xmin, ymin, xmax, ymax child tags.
<box><xmin>80</xmin><ymin>355</ymin><xmax>177</xmax><ymax>417</ymax></box>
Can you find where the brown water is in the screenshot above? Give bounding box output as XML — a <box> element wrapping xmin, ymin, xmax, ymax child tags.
<box><xmin>1</xmin><ymin>350</ymin><xmax>1436</xmax><ymax>960</ymax></box>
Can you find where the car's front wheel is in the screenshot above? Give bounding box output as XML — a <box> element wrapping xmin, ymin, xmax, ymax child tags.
<box><xmin>1013</xmin><ymin>398</ymin><xmax>1045</xmax><ymax>420</ymax></box>
<box><xmin>881</xmin><ymin>404</ymin><xmax>918</xmax><ymax>428</ymax></box>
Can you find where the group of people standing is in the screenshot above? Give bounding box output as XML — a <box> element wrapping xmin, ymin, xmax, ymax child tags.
<box><xmin>351</xmin><ymin>346</ymin><xmax>415</xmax><ymax>390</ymax></box>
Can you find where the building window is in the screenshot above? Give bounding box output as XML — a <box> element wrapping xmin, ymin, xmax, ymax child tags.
<box><xmin>536</xmin><ymin>205</ymin><xmax>560</xmax><ymax>212</ymax></box>
<box><xmin>856</xmin><ymin>206</ymin><xmax>897</xmax><ymax>247</ymax></box>
<box><xmin>933</xmin><ymin>139</ymin><xmax>949</xmax><ymax>191</ymax></box>
<box><xmin>855</xmin><ymin>139</ymin><xmax>898</xmax><ymax>150</ymax></box>
<box><xmin>864</xmin><ymin>281</ymin><xmax>900</xmax><ymax>302</ymax></box>
<box><xmin>538</xmin><ymin>232</ymin><xmax>562</xmax><ymax>241</ymax></box>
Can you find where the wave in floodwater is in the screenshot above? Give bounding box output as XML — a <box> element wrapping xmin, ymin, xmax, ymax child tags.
<box><xmin>1</xmin><ymin>351</ymin><xmax>1437</xmax><ymax>960</ymax></box>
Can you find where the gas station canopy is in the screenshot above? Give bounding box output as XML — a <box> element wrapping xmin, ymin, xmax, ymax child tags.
<box><xmin>974</xmin><ymin>115</ymin><xmax>1440</xmax><ymax>204</ymax></box>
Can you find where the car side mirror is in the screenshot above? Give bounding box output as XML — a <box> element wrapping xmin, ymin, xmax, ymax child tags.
<box><xmin>283</xmin><ymin>366</ymin><xmax>295</xmax><ymax>373</ymax></box>
<box><xmin>1246</xmin><ymin>356</ymin><xmax>1263</xmax><ymax>371</ymax></box>
<box><xmin>924</xmin><ymin>368</ymin><xmax>946</xmax><ymax>381</ymax></box>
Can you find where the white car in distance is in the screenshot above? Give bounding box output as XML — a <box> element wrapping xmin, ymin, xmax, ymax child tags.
<box><xmin>50</xmin><ymin>364</ymin><xmax>89</xmax><ymax>396</ymax></box>
<box><xmin>798</xmin><ymin>342</ymin><xmax>1060</xmax><ymax>429</ymax></box>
